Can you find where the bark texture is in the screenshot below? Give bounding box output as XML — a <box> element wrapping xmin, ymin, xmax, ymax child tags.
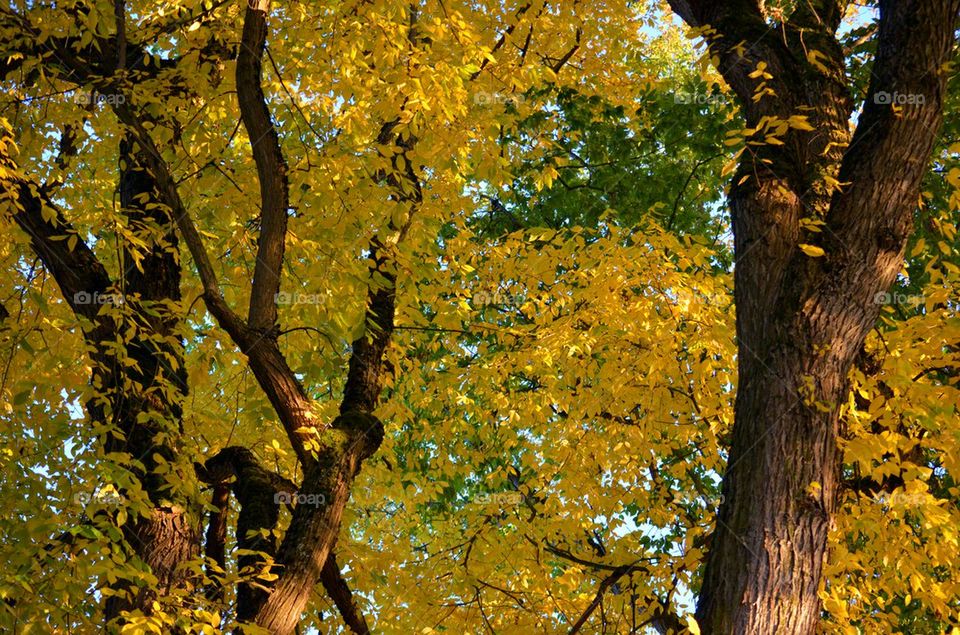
<box><xmin>666</xmin><ymin>0</ymin><xmax>960</xmax><ymax>632</ymax></box>
<box><xmin>1</xmin><ymin>2</ymin><xmax>392</xmax><ymax>631</ymax></box>
<box><xmin>2</xmin><ymin>130</ymin><xmax>200</xmax><ymax>623</ymax></box>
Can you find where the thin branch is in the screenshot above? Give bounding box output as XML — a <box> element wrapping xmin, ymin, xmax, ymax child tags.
<box><xmin>567</xmin><ymin>564</ymin><xmax>637</xmax><ymax>634</ymax></box>
<box><xmin>113</xmin><ymin>103</ymin><xmax>248</xmax><ymax>340</ymax></box>
<box><xmin>238</xmin><ymin>0</ymin><xmax>290</xmax><ymax>331</ymax></box>
<box><xmin>470</xmin><ymin>2</ymin><xmax>533</xmax><ymax>80</ymax></box>
<box><xmin>667</xmin><ymin>153</ymin><xmax>724</xmax><ymax>230</ymax></box>
<box><xmin>550</xmin><ymin>28</ymin><xmax>581</xmax><ymax>73</ymax></box>
<box><xmin>320</xmin><ymin>552</ymin><xmax>371</xmax><ymax>634</ymax></box>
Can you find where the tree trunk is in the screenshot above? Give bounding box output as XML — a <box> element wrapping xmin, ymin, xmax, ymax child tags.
<box><xmin>5</xmin><ymin>129</ymin><xmax>201</xmax><ymax>623</ymax></box>
<box><xmin>105</xmin><ymin>508</ymin><xmax>200</xmax><ymax>621</ymax></box>
<box><xmin>665</xmin><ymin>0</ymin><xmax>960</xmax><ymax>632</ymax></box>
<box><xmin>101</xmin><ymin>135</ymin><xmax>201</xmax><ymax>622</ymax></box>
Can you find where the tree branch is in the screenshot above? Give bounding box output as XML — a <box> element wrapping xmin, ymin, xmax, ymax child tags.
<box><xmin>237</xmin><ymin>0</ymin><xmax>290</xmax><ymax>331</ymax></box>
<box><xmin>113</xmin><ymin>105</ymin><xmax>246</xmax><ymax>337</ymax></box>
<box><xmin>112</xmin><ymin>103</ymin><xmax>318</xmax><ymax>469</ymax></box>
<box><xmin>320</xmin><ymin>551</ymin><xmax>370</xmax><ymax>634</ymax></box>
<box><xmin>826</xmin><ymin>0</ymin><xmax>960</xmax><ymax>253</ymax></box>
<box><xmin>567</xmin><ymin>563</ymin><xmax>637</xmax><ymax>634</ymax></box>
<box><xmin>200</xmin><ymin>446</ymin><xmax>297</xmax><ymax>621</ymax></box>
<box><xmin>1</xmin><ymin>135</ymin><xmax>113</xmax><ymax>339</ymax></box>
<box><xmin>0</xmin><ymin>6</ymin><xmax>177</xmax><ymax>82</ymax></box>
<box><xmin>203</xmin><ymin>482</ymin><xmax>230</xmax><ymax>602</ymax></box>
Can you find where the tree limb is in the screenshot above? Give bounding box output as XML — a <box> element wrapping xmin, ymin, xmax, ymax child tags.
<box><xmin>237</xmin><ymin>0</ymin><xmax>290</xmax><ymax>331</ymax></box>
<box><xmin>0</xmin><ymin>146</ymin><xmax>113</xmax><ymax>340</ymax></box>
<box><xmin>320</xmin><ymin>551</ymin><xmax>370</xmax><ymax>634</ymax></box>
<box><xmin>112</xmin><ymin>103</ymin><xmax>318</xmax><ymax>469</ymax></box>
<box><xmin>200</xmin><ymin>446</ymin><xmax>297</xmax><ymax>621</ymax></box>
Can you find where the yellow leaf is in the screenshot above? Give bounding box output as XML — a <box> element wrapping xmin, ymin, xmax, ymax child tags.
<box><xmin>806</xmin><ymin>50</ymin><xmax>832</xmax><ymax>74</ymax></box>
<box><xmin>910</xmin><ymin>238</ymin><xmax>926</xmax><ymax>257</ymax></box>
<box><xmin>748</xmin><ymin>61</ymin><xmax>768</xmax><ymax>79</ymax></box>
<box><xmin>787</xmin><ymin>115</ymin><xmax>815</xmax><ymax>131</ymax></box>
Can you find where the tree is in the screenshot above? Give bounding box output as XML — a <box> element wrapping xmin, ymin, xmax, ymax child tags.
<box><xmin>666</xmin><ymin>0</ymin><xmax>960</xmax><ymax>632</ymax></box>
<box><xmin>0</xmin><ymin>0</ymin><xmax>634</xmax><ymax>632</ymax></box>
<box><xmin>1</xmin><ymin>0</ymin><xmax>959</xmax><ymax>633</ymax></box>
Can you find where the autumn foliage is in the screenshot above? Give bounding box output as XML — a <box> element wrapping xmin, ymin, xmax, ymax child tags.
<box><xmin>0</xmin><ymin>0</ymin><xmax>959</xmax><ymax>633</ymax></box>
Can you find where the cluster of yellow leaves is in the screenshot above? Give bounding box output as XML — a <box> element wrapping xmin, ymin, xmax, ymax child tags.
<box><xmin>823</xmin><ymin>262</ymin><xmax>960</xmax><ymax>633</ymax></box>
<box><xmin>2</xmin><ymin>0</ymin><xmax>959</xmax><ymax>631</ymax></box>
<box><xmin>338</xmin><ymin>223</ymin><xmax>736</xmax><ymax>630</ymax></box>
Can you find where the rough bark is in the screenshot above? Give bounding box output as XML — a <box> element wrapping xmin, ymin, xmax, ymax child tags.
<box><xmin>248</xmin><ymin>412</ymin><xmax>385</xmax><ymax>632</ymax></box>
<box><xmin>2</xmin><ymin>129</ymin><xmax>199</xmax><ymax>622</ymax></box>
<box><xmin>103</xmin><ymin>136</ymin><xmax>200</xmax><ymax>622</ymax></box>
<box><xmin>0</xmin><ymin>1</ymin><xmax>222</xmax><ymax>616</ymax></box>
<box><xmin>201</xmin><ymin>447</ymin><xmax>296</xmax><ymax>621</ymax></box>
<box><xmin>109</xmin><ymin>0</ymin><xmax>408</xmax><ymax>627</ymax></box>
<box><xmin>198</xmin><ymin>448</ymin><xmax>372</xmax><ymax>634</ymax></box>
<box><xmin>666</xmin><ymin>1</ymin><xmax>960</xmax><ymax>632</ymax></box>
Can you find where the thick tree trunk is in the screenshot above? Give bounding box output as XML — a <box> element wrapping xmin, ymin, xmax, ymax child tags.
<box><xmin>695</xmin><ymin>323</ymin><xmax>847</xmax><ymax>632</ymax></box>
<box><xmin>5</xmin><ymin>130</ymin><xmax>201</xmax><ymax>623</ymax></box>
<box><xmin>664</xmin><ymin>0</ymin><xmax>959</xmax><ymax>632</ymax></box>
<box><xmin>105</xmin><ymin>508</ymin><xmax>200</xmax><ymax>620</ymax></box>
<box><xmin>101</xmin><ymin>137</ymin><xmax>201</xmax><ymax>621</ymax></box>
